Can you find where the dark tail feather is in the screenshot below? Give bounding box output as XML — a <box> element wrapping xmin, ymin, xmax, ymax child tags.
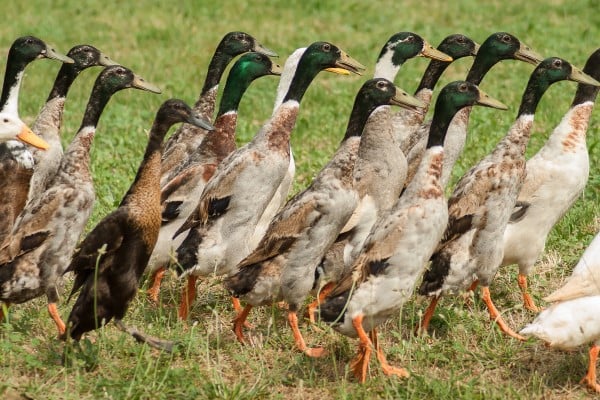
<box><xmin>223</xmin><ymin>263</ymin><xmax>263</xmax><ymax>297</ymax></box>
<box><xmin>418</xmin><ymin>250</ymin><xmax>451</xmax><ymax>296</ymax></box>
<box><xmin>318</xmin><ymin>290</ymin><xmax>351</xmax><ymax>324</ymax></box>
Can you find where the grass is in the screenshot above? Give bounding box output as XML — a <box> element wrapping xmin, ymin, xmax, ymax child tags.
<box><xmin>1</xmin><ymin>0</ymin><xmax>600</xmax><ymax>398</ymax></box>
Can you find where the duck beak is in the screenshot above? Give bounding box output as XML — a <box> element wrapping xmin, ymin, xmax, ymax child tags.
<box><xmin>17</xmin><ymin>124</ymin><xmax>49</xmax><ymax>150</ymax></box>
<box><xmin>568</xmin><ymin>66</ymin><xmax>600</xmax><ymax>86</ymax></box>
<box><xmin>132</xmin><ymin>74</ymin><xmax>162</xmax><ymax>94</ymax></box>
<box><xmin>187</xmin><ymin>114</ymin><xmax>215</xmax><ymax>131</ymax></box>
<box><xmin>253</xmin><ymin>42</ymin><xmax>278</xmax><ymax>58</ymax></box>
<box><xmin>42</xmin><ymin>46</ymin><xmax>74</xmax><ymax>64</ymax></box>
<box><xmin>326</xmin><ymin>51</ymin><xmax>366</xmax><ymax>76</ymax></box>
<box><xmin>475</xmin><ymin>88</ymin><xmax>508</xmax><ymax>110</ymax></box>
<box><xmin>390</xmin><ymin>87</ymin><xmax>426</xmax><ymax>114</ymax></box>
<box><xmin>514</xmin><ymin>42</ymin><xmax>544</xmax><ymax>66</ymax></box>
<box><xmin>420</xmin><ymin>41</ymin><xmax>453</xmax><ymax>62</ymax></box>
<box><xmin>98</xmin><ymin>52</ymin><xmax>119</xmax><ymax>67</ymax></box>
<box><xmin>471</xmin><ymin>42</ymin><xmax>481</xmax><ymax>56</ymax></box>
<box><xmin>270</xmin><ymin>62</ymin><xmax>283</xmax><ymax>76</ymax></box>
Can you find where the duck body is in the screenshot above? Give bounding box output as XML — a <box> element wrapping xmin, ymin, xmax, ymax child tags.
<box><xmin>65</xmin><ymin>99</ymin><xmax>212</xmax><ymax>341</ymax></box>
<box><xmin>501</xmin><ymin>48</ymin><xmax>600</xmax><ymax>311</ymax></box>
<box><xmin>145</xmin><ymin>53</ymin><xmax>282</xmax><ymax>300</ymax></box>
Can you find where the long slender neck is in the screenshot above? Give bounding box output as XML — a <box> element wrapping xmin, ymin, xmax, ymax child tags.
<box><xmin>200</xmin><ymin>48</ymin><xmax>235</xmax><ymax>97</ymax></box>
<box><xmin>282</xmin><ymin>59</ymin><xmax>322</xmax><ymax>103</ymax></box>
<box><xmin>79</xmin><ymin>86</ymin><xmax>118</xmax><ymax>131</ymax></box>
<box><xmin>427</xmin><ymin>100</ymin><xmax>460</xmax><ymax>148</ymax></box>
<box><xmin>416</xmin><ymin>60</ymin><xmax>451</xmax><ymax>92</ymax></box>
<box><xmin>216</xmin><ymin>70</ymin><xmax>255</xmax><ymax>118</ymax></box>
<box><xmin>121</xmin><ymin>119</ymin><xmax>167</xmax><ymax>205</ymax></box>
<box><xmin>0</xmin><ymin>55</ymin><xmax>29</xmax><ymax>115</ymax></box>
<box><xmin>517</xmin><ymin>74</ymin><xmax>552</xmax><ymax>117</ymax></box>
<box><xmin>47</xmin><ymin>63</ymin><xmax>82</xmax><ymax>101</ymax></box>
<box><xmin>466</xmin><ymin>52</ymin><xmax>497</xmax><ymax>85</ymax></box>
<box><xmin>373</xmin><ymin>53</ymin><xmax>403</xmax><ymax>81</ymax></box>
<box><xmin>343</xmin><ymin>97</ymin><xmax>383</xmax><ymax>140</ymax></box>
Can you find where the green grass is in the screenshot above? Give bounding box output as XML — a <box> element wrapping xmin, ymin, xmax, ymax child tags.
<box><xmin>1</xmin><ymin>0</ymin><xmax>600</xmax><ymax>398</ymax></box>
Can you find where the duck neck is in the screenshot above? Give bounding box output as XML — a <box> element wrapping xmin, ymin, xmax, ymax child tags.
<box><xmin>342</xmin><ymin>95</ymin><xmax>384</xmax><ymax>140</ymax></box>
<box><xmin>121</xmin><ymin>119</ymin><xmax>167</xmax><ymax>205</ymax></box>
<box><xmin>517</xmin><ymin>74</ymin><xmax>552</xmax><ymax>117</ymax></box>
<box><xmin>572</xmin><ymin>61</ymin><xmax>600</xmax><ymax>106</ymax></box>
<box><xmin>427</xmin><ymin>99</ymin><xmax>460</xmax><ymax>148</ymax></box>
<box><xmin>416</xmin><ymin>60</ymin><xmax>451</xmax><ymax>92</ymax></box>
<box><xmin>200</xmin><ymin>46</ymin><xmax>235</xmax><ymax>98</ymax></box>
<box><xmin>78</xmin><ymin>84</ymin><xmax>119</xmax><ymax>131</ymax></box>
<box><xmin>466</xmin><ymin>52</ymin><xmax>497</xmax><ymax>85</ymax></box>
<box><xmin>216</xmin><ymin>67</ymin><xmax>255</xmax><ymax>118</ymax></box>
<box><xmin>0</xmin><ymin>54</ymin><xmax>28</xmax><ymax>115</ymax></box>
<box><xmin>282</xmin><ymin>59</ymin><xmax>324</xmax><ymax>104</ymax></box>
<box><xmin>47</xmin><ymin>62</ymin><xmax>83</xmax><ymax>102</ymax></box>
<box><xmin>200</xmin><ymin>111</ymin><xmax>238</xmax><ymax>162</ymax></box>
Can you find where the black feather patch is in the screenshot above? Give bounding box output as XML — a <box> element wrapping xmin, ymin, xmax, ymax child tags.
<box><xmin>509</xmin><ymin>201</ymin><xmax>530</xmax><ymax>223</ymax></box>
<box><xmin>419</xmin><ymin>250</ymin><xmax>452</xmax><ymax>295</ymax></box>
<box><xmin>318</xmin><ymin>291</ymin><xmax>351</xmax><ymax>324</ymax></box>
<box><xmin>20</xmin><ymin>231</ymin><xmax>50</xmax><ymax>252</ymax></box>
<box><xmin>174</xmin><ymin>229</ymin><xmax>201</xmax><ymax>275</ymax></box>
<box><xmin>367</xmin><ymin>259</ymin><xmax>390</xmax><ymax>276</ymax></box>
<box><xmin>223</xmin><ymin>263</ymin><xmax>263</xmax><ymax>297</ymax></box>
<box><xmin>442</xmin><ymin>214</ymin><xmax>474</xmax><ymax>244</ymax></box>
<box><xmin>207</xmin><ymin>196</ymin><xmax>231</xmax><ymax>218</ymax></box>
<box><xmin>162</xmin><ymin>201</ymin><xmax>183</xmax><ymax>223</ymax></box>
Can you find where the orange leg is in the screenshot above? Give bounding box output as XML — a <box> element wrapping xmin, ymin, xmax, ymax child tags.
<box><xmin>415</xmin><ymin>295</ymin><xmax>439</xmax><ymax>336</ymax></box>
<box><xmin>231</xmin><ymin>297</ymin><xmax>253</xmax><ymax>329</ymax></box>
<box><xmin>0</xmin><ymin>302</ymin><xmax>10</xmax><ymax>321</ymax></box>
<box><xmin>48</xmin><ymin>303</ymin><xmax>66</xmax><ymax>336</ymax></box>
<box><xmin>178</xmin><ymin>275</ymin><xmax>198</xmax><ymax>320</ymax></box>
<box><xmin>287</xmin><ymin>311</ymin><xmax>327</xmax><ymax>357</ymax></box>
<box><xmin>467</xmin><ymin>279</ymin><xmax>479</xmax><ymax>292</ymax></box>
<box><xmin>517</xmin><ymin>274</ymin><xmax>540</xmax><ymax>312</ymax></box>
<box><xmin>370</xmin><ymin>328</ymin><xmax>409</xmax><ymax>379</ymax></box>
<box><xmin>581</xmin><ymin>344</ymin><xmax>600</xmax><ymax>393</ymax></box>
<box><xmin>481</xmin><ymin>286</ymin><xmax>525</xmax><ymax>341</ymax></box>
<box><xmin>232</xmin><ymin>304</ymin><xmax>253</xmax><ymax>344</ymax></box>
<box><xmin>306</xmin><ymin>282</ymin><xmax>335</xmax><ymax>324</ymax></box>
<box><xmin>147</xmin><ymin>266</ymin><xmax>166</xmax><ymax>303</ymax></box>
<box><xmin>350</xmin><ymin>314</ymin><xmax>372</xmax><ymax>383</ymax></box>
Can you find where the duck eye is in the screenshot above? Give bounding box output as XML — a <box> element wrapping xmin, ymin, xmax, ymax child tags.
<box><xmin>406</xmin><ymin>35</ymin><xmax>414</xmax><ymax>42</ymax></box>
<box><xmin>502</xmin><ymin>34</ymin><xmax>511</xmax><ymax>43</ymax></box>
<box><xmin>458</xmin><ymin>83</ymin><xmax>468</xmax><ymax>92</ymax></box>
<box><xmin>322</xmin><ymin>43</ymin><xmax>331</xmax><ymax>52</ymax></box>
<box><xmin>25</xmin><ymin>38</ymin><xmax>33</xmax><ymax>45</ymax></box>
<box><xmin>553</xmin><ymin>59</ymin><xmax>562</xmax><ymax>68</ymax></box>
<box><xmin>3</xmin><ymin>118</ymin><xmax>8</xmax><ymax>123</ymax></box>
<box><xmin>376</xmin><ymin>80</ymin><xmax>386</xmax><ymax>89</ymax></box>
<box><xmin>457</xmin><ymin>36</ymin><xmax>465</xmax><ymax>43</ymax></box>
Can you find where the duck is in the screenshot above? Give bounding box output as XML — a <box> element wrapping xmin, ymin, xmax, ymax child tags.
<box><xmin>311</xmin><ymin>34</ymin><xmax>452</xmax><ymax>307</ymax></box>
<box><xmin>0</xmin><ymin>113</ymin><xmax>45</xmax><ymax>146</ymax></box>
<box><xmin>224</xmin><ymin>78</ymin><xmax>425</xmax><ymax>357</ymax></box>
<box><xmin>403</xmin><ymin>32</ymin><xmax>544</xmax><ymax>190</ymax></box>
<box><xmin>27</xmin><ymin>44</ymin><xmax>118</xmax><ymax>204</ymax></box>
<box><xmin>317</xmin><ymin>81</ymin><xmax>507</xmax><ymax>383</ymax></box>
<box><xmin>520</xmin><ymin>232</ymin><xmax>600</xmax><ymax>393</ymax></box>
<box><xmin>172</xmin><ymin>42</ymin><xmax>365</xmax><ymax>321</ymax></box>
<box><xmin>63</xmin><ymin>99</ymin><xmax>213</xmax><ymax>350</ymax></box>
<box><xmin>0</xmin><ymin>65</ymin><xmax>161</xmax><ymax>336</ymax></box>
<box><xmin>0</xmin><ymin>36</ymin><xmax>73</xmax><ymax>244</ymax></box>
<box><xmin>417</xmin><ymin>58</ymin><xmax>600</xmax><ymax>340</ymax></box>
<box><xmin>145</xmin><ymin>52</ymin><xmax>282</xmax><ymax>303</ymax></box>
<box><xmin>394</xmin><ymin>33</ymin><xmax>479</xmax><ymax>154</ymax></box>
<box><xmin>160</xmin><ymin>32</ymin><xmax>276</xmax><ymax>180</ymax></box>
<box><xmin>501</xmin><ymin>47</ymin><xmax>600</xmax><ymax>312</ymax></box>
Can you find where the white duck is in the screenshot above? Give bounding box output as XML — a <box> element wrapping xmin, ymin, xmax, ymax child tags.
<box><xmin>520</xmin><ymin>232</ymin><xmax>600</xmax><ymax>393</ymax></box>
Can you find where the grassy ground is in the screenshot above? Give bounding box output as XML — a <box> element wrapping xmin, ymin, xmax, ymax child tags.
<box><xmin>1</xmin><ymin>0</ymin><xmax>600</xmax><ymax>398</ymax></box>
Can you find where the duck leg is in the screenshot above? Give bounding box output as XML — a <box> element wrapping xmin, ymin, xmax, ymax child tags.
<box><xmin>231</xmin><ymin>297</ymin><xmax>254</xmax><ymax>329</ymax></box>
<box><xmin>350</xmin><ymin>314</ymin><xmax>372</xmax><ymax>383</ymax></box>
<box><xmin>370</xmin><ymin>328</ymin><xmax>409</xmax><ymax>379</ymax></box>
<box><xmin>48</xmin><ymin>303</ymin><xmax>66</xmax><ymax>336</ymax></box>
<box><xmin>415</xmin><ymin>295</ymin><xmax>439</xmax><ymax>336</ymax></box>
<box><xmin>517</xmin><ymin>273</ymin><xmax>540</xmax><ymax>312</ymax></box>
<box><xmin>232</xmin><ymin>304</ymin><xmax>253</xmax><ymax>344</ymax></box>
<box><xmin>147</xmin><ymin>266</ymin><xmax>166</xmax><ymax>303</ymax></box>
<box><xmin>306</xmin><ymin>282</ymin><xmax>335</xmax><ymax>324</ymax></box>
<box><xmin>481</xmin><ymin>286</ymin><xmax>525</xmax><ymax>340</ymax></box>
<box><xmin>114</xmin><ymin>319</ymin><xmax>175</xmax><ymax>353</ymax></box>
<box><xmin>581</xmin><ymin>344</ymin><xmax>600</xmax><ymax>393</ymax></box>
<box><xmin>287</xmin><ymin>310</ymin><xmax>327</xmax><ymax>357</ymax></box>
<box><xmin>178</xmin><ymin>275</ymin><xmax>198</xmax><ymax>320</ymax></box>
